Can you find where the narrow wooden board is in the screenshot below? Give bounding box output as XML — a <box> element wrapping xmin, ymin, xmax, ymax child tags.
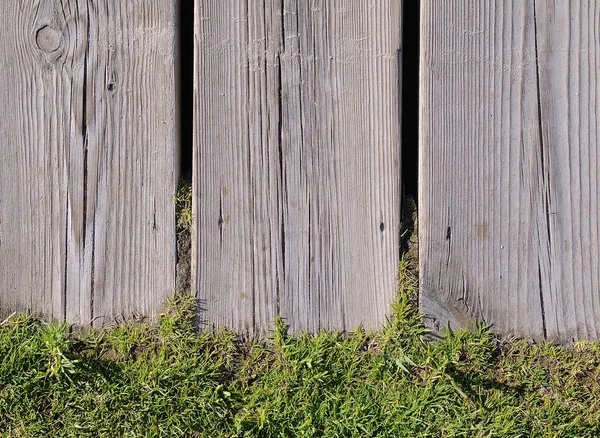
<box><xmin>0</xmin><ymin>1</ymin><xmax>178</xmax><ymax>326</ymax></box>
<box><xmin>194</xmin><ymin>1</ymin><xmax>402</xmax><ymax>337</ymax></box>
<box><xmin>420</xmin><ymin>0</ymin><xmax>600</xmax><ymax>341</ymax></box>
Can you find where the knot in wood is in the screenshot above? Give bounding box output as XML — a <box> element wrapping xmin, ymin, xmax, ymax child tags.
<box><xmin>36</xmin><ymin>26</ymin><xmax>62</xmax><ymax>54</ymax></box>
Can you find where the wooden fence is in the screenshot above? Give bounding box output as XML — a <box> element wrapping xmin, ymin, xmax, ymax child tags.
<box><xmin>2</xmin><ymin>1</ymin><xmax>599</xmax><ymax>342</ymax></box>
<box><xmin>0</xmin><ymin>1</ymin><xmax>401</xmax><ymax>338</ymax></box>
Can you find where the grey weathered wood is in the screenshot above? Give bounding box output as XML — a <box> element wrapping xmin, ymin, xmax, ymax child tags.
<box><xmin>421</xmin><ymin>0</ymin><xmax>600</xmax><ymax>341</ymax></box>
<box><xmin>194</xmin><ymin>1</ymin><xmax>402</xmax><ymax>336</ymax></box>
<box><xmin>0</xmin><ymin>1</ymin><xmax>178</xmax><ymax>326</ymax></box>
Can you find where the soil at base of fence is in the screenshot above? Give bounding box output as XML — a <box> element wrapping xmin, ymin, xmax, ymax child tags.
<box><xmin>176</xmin><ymin>225</ymin><xmax>192</xmax><ymax>293</ymax></box>
<box><xmin>401</xmin><ymin>192</ymin><xmax>419</xmax><ymax>273</ymax></box>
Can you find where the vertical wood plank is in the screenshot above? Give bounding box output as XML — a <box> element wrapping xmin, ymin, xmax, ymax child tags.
<box><xmin>534</xmin><ymin>0</ymin><xmax>600</xmax><ymax>339</ymax></box>
<box><xmin>194</xmin><ymin>1</ymin><xmax>402</xmax><ymax>336</ymax></box>
<box><xmin>421</xmin><ymin>0</ymin><xmax>600</xmax><ymax>341</ymax></box>
<box><xmin>0</xmin><ymin>1</ymin><xmax>178</xmax><ymax>326</ymax></box>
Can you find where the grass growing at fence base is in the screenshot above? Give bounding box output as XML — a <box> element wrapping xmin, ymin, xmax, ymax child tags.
<box><xmin>175</xmin><ymin>180</ymin><xmax>193</xmax><ymax>293</ymax></box>
<box><xmin>2</xmin><ymin>261</ymin><xmax>600</xmax><ymax>437</ymax></box>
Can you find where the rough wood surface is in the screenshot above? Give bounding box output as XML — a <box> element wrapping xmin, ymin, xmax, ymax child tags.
<box><xmin>0</xmin><ymin>1</ymin><xmax>178</xmax><ymax>326</ymax></box>
<box><xmin>420</xmin><ymin>0</ymin><xmax>600</xmax><ymax>341</ymax></box>
<box><xmin>194</xmin><ymin>1</ymin><xmax>402</xmax><ymax>336</ymax></box>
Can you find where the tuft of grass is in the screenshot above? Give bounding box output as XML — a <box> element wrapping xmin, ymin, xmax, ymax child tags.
<box><xmin>2</xmin><ymin>264</ymin><xmax>600</xmax><ymax>436</ymax></box>
<box><xmin>175</xmin><ymin>180</ymin><xmax>192</xmax><ymax>234</ymax></box>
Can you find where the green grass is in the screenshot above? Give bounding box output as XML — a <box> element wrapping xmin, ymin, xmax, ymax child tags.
<box><xmin>175</xmin><ymin>179</ymin><xmax>193</xmax><ymax>234</ymax></box>
<box><xmin>2</xmin><ymin>261</ymin><xmax>600</xmax><ymax>437</ymax></box>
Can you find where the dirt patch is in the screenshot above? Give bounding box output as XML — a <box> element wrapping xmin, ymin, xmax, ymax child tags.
<box><xmin>176</xmin><ymin>226</ymin><xmax>192</xmax><ymax>293</ymax></box>
<box><xmin>401</xmin><ymin>192</ymin><xmax>418</xmax><ymax>272</ymax></box>
<box><xmin>175</xmin><ymin>180</ymin><xmax>193</xmax><ymax>293</ymax></box>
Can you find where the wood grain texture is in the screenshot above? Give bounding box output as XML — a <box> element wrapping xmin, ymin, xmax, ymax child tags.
<box><xmin>0</xmin><ymin>1</ymin><xmax>178</xmax><ymax>326</ymax></box>
<box><xmin>194</xmin><ymin>1</ymin><xmax>402</xmax><ymax>337</ymax></box>
<box><xmin>420</xmin><ymin>0</ymin><xmax>600</xmax><ymax>341</ymax></box>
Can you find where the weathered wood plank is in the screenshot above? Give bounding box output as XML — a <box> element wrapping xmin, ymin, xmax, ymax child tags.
<box><xmin>0</xmin><ymin>1</ymin><xmax>178</xmax><ymax>326</ymax></box>
<box><xmin>420</xmin><ymin>0</ymin><xmax>600</xmax><ymax>341</ymax></box>
<box><xmin>194</xmin><ymin>1</ymin><xmax>402</xmax><ymax>336</ymax></box>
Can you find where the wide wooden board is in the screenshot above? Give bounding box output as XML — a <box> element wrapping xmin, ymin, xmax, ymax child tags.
<box><xmin>0</xmin><ymin>1</ymin><xmax>178</xmax><ymax>326</ymax></box>
<box><xmin>194</xmin><ymin>1</ymin><xmax>402</xmax><ymax>336</ymax></box>
<box><xmin>420</xmin><ymin>0</ymin><xmax>600</xmax><ymax>341</ymax></box>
